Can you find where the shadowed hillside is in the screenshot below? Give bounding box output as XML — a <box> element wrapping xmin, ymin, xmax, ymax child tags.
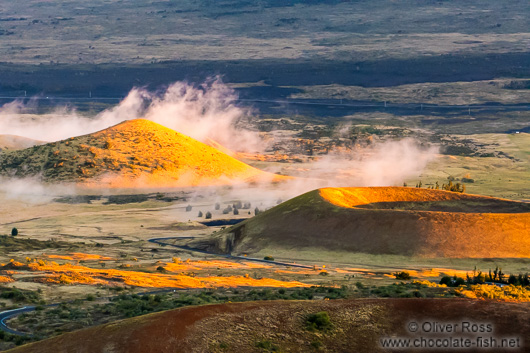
<box><xmin>192</xmin><ymin>187</ymin><xmax>530</xmax><ymax>258</ymax></box>
<box><xmin>8</xmin><ymin>299</ymin><xmax>529</xmax><ymax>353</ymax></box>
<box><xmin>0</xmin><ymin>119</ymin><xmax>285</xmax><ymax>188</ymax></box>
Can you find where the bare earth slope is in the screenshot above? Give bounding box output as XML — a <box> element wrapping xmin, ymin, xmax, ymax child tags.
<box><xmin>8</xmin><ymin>299</ymin><xmax>529</xmax><ymax>353</ymax></box>
<box><xmin>0</xmin><ymin>119</ymin><xmax>284</xmax><ymax>188</ymax></box>
<box><xmin>194</xmin><ymin>187</ymin><xmax>530</xmax><ymax>258</ymax></box>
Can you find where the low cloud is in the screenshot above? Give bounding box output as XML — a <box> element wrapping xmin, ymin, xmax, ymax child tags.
<box><xmin>0</xmin><ymin>78</ymin><xmax>262</xmax><ymax>153</ymax></box>
<box><xmin>0</xmin><ymin>80</ymin><xmax>438</xmax><ymax>203</ymax></box>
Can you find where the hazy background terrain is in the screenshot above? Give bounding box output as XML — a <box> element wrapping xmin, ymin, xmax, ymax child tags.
<box><xmin>0</xmin><ymin>0</ymin><xmax>528</xmax><ymax>97</ymax></box>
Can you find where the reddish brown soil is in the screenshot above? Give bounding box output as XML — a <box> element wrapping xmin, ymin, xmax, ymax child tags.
<box><xmin>9</xmin><ymin>299</ymin><xmax>529</xmax><ymax>353</ymax></box>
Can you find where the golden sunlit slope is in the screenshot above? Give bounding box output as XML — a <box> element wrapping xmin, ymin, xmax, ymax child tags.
<box><xmin>193</xmin><ymin>187</ymin><xmax>530</xmax><ymax>258</ymax></box>
<box><xmin>9</xmin><ymin>299</ymin><xmax>530</xmax><ymax>353</ymax></box>
<box><xmin>0</xmin><ymin>119</ymin><xmax>285</xmax><ymax>187</ymax></box>
<box><xmin>0</xmin><ymin>134</ymin><xmax>44</xmax><ymax>151</ymax></box>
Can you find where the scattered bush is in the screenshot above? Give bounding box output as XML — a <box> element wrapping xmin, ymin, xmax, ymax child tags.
<box><xmin>439</xmin><ymin>276</ymin><xmax>465</xmax><ymax>287</ymax></box>
<box><xmin>394</xmin><ymin>271</ymin><xmax>411</xmax><ymax>280</ymax></box>
<box><xmin>198</xmin><ymin>211</ymin><xmax>203</xmax><ymax>217</ymax></box>
<box><xmin>205</xmin><ymin>211</ymin><xmax>212</xmax><ymax>219</ymax></box>
<box><xmin>305</xmin><ymin>311</ymin><xmax>332</xmax><ymax>332</ymax></box>
<box><xmin>185</xmin><ymin>205</ymin><xmax>192</xmax><ymax>212</ymax></box>
<box><xmin>456</xmin><ymin>284</ymin><xmax>530</xmax><ymax>302</ymax></box>
<box><xmin>310</xmin><ymin>340</ymin><xmax>322</xmax><ymax>349</ymax></box>
<box><xmin>86</xmin><ymin>294</ymin><xmax>95</xmax><ymax>301</ymax></box>
<box><xmin>0</xmin><ymin>287</ymin><xmax>40</xmax><ymax>303</ymax></box>
<box><xmin>219</xmin><ymin>342</ymin><xmax>229</xmax><ymax>349</ymax></box>
<box><xmin>256</xmin><ymin>339</ymin><xmax>280</xmax><ymax>352</ymax></box>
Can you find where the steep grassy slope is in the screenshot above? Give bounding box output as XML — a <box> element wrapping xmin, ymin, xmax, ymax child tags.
<box><xmin>0</xmin><ymin>119</ymin><xmax>284</xmax><ymax>188</ymax></box>
<box><xmin>8</xmin><ymin>299</ymin><xmax>529</xmax><ymax>353</ymax></box>
<box><xmin>193</xmin><ymin>187</ymin><xmax>530</xmax><ymax>258</ymax></box>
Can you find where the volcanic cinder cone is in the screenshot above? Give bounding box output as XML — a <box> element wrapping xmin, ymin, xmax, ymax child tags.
<box><xmin>0</xmin><ymin>119</ymin><xmax>287</xmax><ymax>188</ymax></box>
<box><xmin>192</xmin><ymin>187</ymin><xmax>530</xmax><ymax>258</ymax></box>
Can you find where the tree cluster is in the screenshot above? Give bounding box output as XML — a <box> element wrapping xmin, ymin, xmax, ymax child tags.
<box><xmin>446</xmin><ymin>266</ymin><xmax>530</xmax><ymax>286</ymax></box>
<box><xmin>414</xmin><ymin>180</ymin><xmax>466</xmax><ymax>193</ymax></box>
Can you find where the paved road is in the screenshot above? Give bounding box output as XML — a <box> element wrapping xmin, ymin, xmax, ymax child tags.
<box><xmin>0</xmin><ymin>306</ymin><xmax>36</xmax><ymax>336</ymax></box>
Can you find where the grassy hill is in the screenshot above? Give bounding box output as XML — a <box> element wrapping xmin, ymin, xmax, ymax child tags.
<box><xmin>0</xmin><ymin>119</ymin><xmax>284</xmax><ymax>188</ymax></box>
<box><xmin>8</xmin><ymin>298</ymin><xmax>529</xmax><ymax>353</ymax></box>
<box><xmin>192</xmin><ymin>187</ymin><xmax>530</xmax><ymax>258</ymax></box>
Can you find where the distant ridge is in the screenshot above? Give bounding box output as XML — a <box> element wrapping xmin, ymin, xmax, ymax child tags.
<box><xmin>0</xmin><ymin>119</ymin><xmax>286</xmax><ymax>188</ymax></box>
<box><xmin>0</xmin><ymin>134</ymin><xmax>44</xmax><ymax>151</ymax></box>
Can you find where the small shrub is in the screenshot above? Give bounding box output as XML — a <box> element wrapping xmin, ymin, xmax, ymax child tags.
<box><xmin>86</xmin><ymin>294</ymin><xmax>95</xmax><ymax>301</ymax></box>
<box><xmin>198</xmin><ymin>211</ymin><xmax>203</xmax><ymax>217</ymax></box>
<box><xmin>310</xmin><ymin>340</ymin><xmax>322</xmax><ymax>349</ymax></box>
<box><xmin>440</xmin><ymin>275</ymin><xmax>466</xmax><ymax>287</ymax></box>
<box><xmin>439</xmin><ymin>276</ymin><xmax>452</xmax><ymax>286</ymax></box>
<box><xmin>305</xmin><ymin>311</ymin><xmax>332</xmax><ymax>332</ymax></box>
<box><xmin>11</xmin><ymin>228</ymin><xmax>18</xmax><ymax>236</ymax></box>
<box><xmin>185</xmin><ymin>205</ymin><xmax>192</xmax><ymax>212</ymax></box>
<box><xmin>256</xmin><ymin>340</ymin><xmax>280</xmax><ymax>352</ymax></box>
<box><xmin>264</xmin><ymin>256</ymin><xmax>274</xmax><ymax>261</ymax></box>
<box><xmin>219</xmin><ymin>342</ymin><xmax>229</xmax><ymax>349</ymax></box>
<box><xmin>205</xmin><ymin>211</ymin><xmax>212</xmax><ymax>219</ymax></box>
<box><xmin>394</xmin><ymin>271</ymin><xmax>411</xmax><ymax>280</ymax></box>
